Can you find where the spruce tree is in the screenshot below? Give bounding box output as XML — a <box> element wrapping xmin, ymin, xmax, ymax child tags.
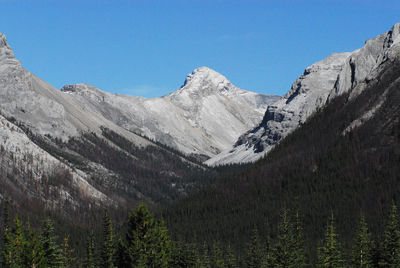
<box><xmin>40</xmin><ymin>218</ymin><xmax>65</xmax><ymax>268</ymax></box>
<box><xmin>293</xmin><ymin>211</ymin><xmax>307</xmax><ymax>267</ymax></box>
<box><xmin>101</xmin><ymin>208</ymin><xmax>115</xmax><ymax>268</ymax></box>
<box><xmin>379</xmin><ymin>203</ymin><xmax>400</xmax><ymax>266</ymax></box>
<box><xmin>261</xmin><ymin>232</ymin><xmax>274</xmax><ymax>268</ymax></box>
<box><xmin>114</xmin><ymin>238</ymin><xmax>129</xmax><ymax>268</ymax></box>
<box><xmin>245</xmin><ymin>228</ymin><xmax>262</xmax><ymax>268</ymax></box>
<box><xmin>117</xmin><ymin>204</ymin><xmax>172</xmax><ymax>267</ymax></box>
<box><xmin>23</xmin><ymin>222</ymin><xmax>44</xmax><ymax>268</ymax></box>
<box><xmin>317</xmin><ymin>214</ymin><xmax>345</xmax><ymax>268</ymax></box>
<box><xmin>1</xmin><ymin>195</ymin><xmax>10</xmax><ymax>267</ymax></box>
<box><xmin>62</xmin><ymin>237</ymin><xmax>75</xmax><ymax>267</ymax></box>
<box><xmin>2</xmin><ymin>195</ymin><xmax>10</xmax><ymax>231</ymax></box>
<box><xmin>85</xmin><ymin>231</ymin><xmax>96</xmax><ymax>268</ymax></box>
<box><xmin>225</xmin><ymin>244</ymin><xmax>238</xmax><ymax>268</ymax></box>
<box><xmin>200</xmin><ymin>242</ymin><xmax>211</xmax><ymax>268</ymax></box>
<box><xmin>2</xmin><ymin>216</ymin><xmax>26</xmax><ymax>267</ymax></box>
<box><xmin>271</xmin><ymin>208</ymin><xmax>296</xmax><ymax>267</ymax></box>
<box><xmin>350</xmin><ymin>215</ymin><xmax>372</xmax><ymax>267</ymax></box>
<box><xmin>171</xmin><ymin>242</ymin><xmax>199</xmax><ymax>268</ymax></box>
<box><xmin>211</xmin><ymin>242</ymin><xmax>225</xmax><ymax>268</ymax></box>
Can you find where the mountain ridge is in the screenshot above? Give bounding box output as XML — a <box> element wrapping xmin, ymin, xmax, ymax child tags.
<box><xmin>61</xmin><ymin>67</ymin><xmax>280</xmax><ymax>159</ymax></box>
<box><xmin>207</xmin><ymin>22</ymin><xmax>400</xmax><ymax>166</ymax></box>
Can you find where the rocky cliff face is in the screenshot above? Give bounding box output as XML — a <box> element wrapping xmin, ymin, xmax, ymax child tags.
<box><xmin>61</xmin><ymin>67</ymin><xmax>280</xmax><ymax>159</ymax></box>
<box><xmin>207</xmin><ymin>23</ymin><xmax>400</xmax><ymax>166</ymax></box>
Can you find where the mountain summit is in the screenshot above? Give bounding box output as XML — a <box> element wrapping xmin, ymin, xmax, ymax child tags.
<box><xmin>207</xmin><ymin>22</ymin><xmax>400</xmax><ymax>165</ymax></box>
<box><xmin>177</xmin><ymin>67</ymin><xmax>233</xmax><ymax>95</ymax></box>
<box><xmin>62</xmin><ymin>67</ymin><xmax>281</xmax><ymax>159</ymax></box>
<box><xmin>0</xmin><ymin>33</ymin><xmax>20</xmax><ymax>67</ymax></box>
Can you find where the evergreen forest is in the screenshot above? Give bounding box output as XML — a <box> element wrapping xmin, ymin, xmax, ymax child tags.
<box><xmin>3</xmin><ymin>198</ymin><xmax>400</xmax><ymax>267</ymax></box>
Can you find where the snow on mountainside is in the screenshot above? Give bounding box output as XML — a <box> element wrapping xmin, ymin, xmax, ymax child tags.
<box><xmin>61</xmin><ymin>67</ymin><xmax>280</xmax><ymax>159</ymax></box>
<box><xmin>207</xmin><ymin>23</ymin><xmax>400</xmax><ymax>166</ymax></box>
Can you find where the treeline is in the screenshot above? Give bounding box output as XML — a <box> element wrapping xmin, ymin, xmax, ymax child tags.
<box><xmin>3</xmin><ymin>196</ymin><xmax>400</xmax><ymax>267</ymax></box>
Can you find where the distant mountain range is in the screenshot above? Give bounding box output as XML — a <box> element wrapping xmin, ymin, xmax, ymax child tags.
<box><xmin>0</xmin><ymin>32</ymin><xmax>277</xmax><ymax>217</ymax></box>
<box><xmin>1</xmin><ymin>22</ymin><xmax>399</xmax><ymax>223</ymax></box>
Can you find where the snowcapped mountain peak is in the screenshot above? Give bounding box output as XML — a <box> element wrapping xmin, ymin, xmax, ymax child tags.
<box><xmin>178</xmin><ymin>66</ymin><xmax>233</xmax><ymax>95</ymax></box>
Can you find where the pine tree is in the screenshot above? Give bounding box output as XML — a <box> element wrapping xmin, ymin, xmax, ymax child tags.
<box><xmin>245</xmin><ymin>228</ymin><xmax>262</xmax><ymax>268</ymax></box>
<box><xmin>379</xmin><ymin>203</ymin><xmax>400</xmax><ymax>266</ymax></box>
<box><xmin>350</xmin><ymin>215</ymin><xmax>372</xmax><ymax>267</ymax></box>
<box><xmin>117</xmin><ymin>204</ymin><xmax>172</xmax><ymax>267</ymax></box>
<box><xmin>85</xmin><ymin>231</ymin><xmax>96</xmax><ymax>268</ymax></box>
<box><xmin>2</xmin><ymin>195</ymin><xmax>10</xmax><ymax>231</ymax></box>
<box><xmin>225</xmin><ymin>244</ymin><xmax>238</xmax><ymax>268</ymax></box>
<box><xmin>200</xmin><ymin>242</ymin><xmax>211</xmax><ymax>268</ymax></box>
<box><xmin>261</xmin><ymin>232</ymin><xmax>274</xmax><ymax>268</ymax></box>
<box><xmin>211</xmin><ymin>242</ymin><xmax>225</xmax><ymax>268</ymax></box>
<box><xmin>2</xmin><ymin>216</ymin><xmax>26</xmax><ymax>267</ymax></box>
<box><xmin>23</xmin><ymin>222</ymin><xmax>44</xmax><ymax>268</ymax></box>
<box><xmin>3</xmin><ymin>216</ymin><xmax>44</xmax><ymax>268</ymax></box>
<box><xmin>114</xmin><ymin>238</ymin><xmax>129</xmax><ymax>268</ymax></box>
<box><xmin>171</xmin><ymin>242</ymin><xmax>199</xmax><ymax>268</ymax></box>
<box><xmin>62</xmin><ymin>237</ymin><xmax>75</xmax><ymax>267</ymax></box>
<box><xmin>101</xmin><ymin>208</ymin><xmax>115</xmax><ymax>268</ymax></box>
<box><xmin>271</xmin><ymin>208</ymin><xmax>296</xmax><ymax>267</ymax></box>
<box><xmin>317</xmin><ymin>214</ymin><xmax>345</xmax><ymax>268</ymax></box>
<box><xmin>39</xmin><ymin>218</ymin><xmax>65</xmax><ymax>268</ymax></box>
<box><xmin>1</xmin><ymin>195</ymin><xmax>11</xmax><ymax>267</ymax></box>
<box><xmin>293</xmin><ymin>211</ymin><xmax>307</xmax><ymax>267</ymax></box>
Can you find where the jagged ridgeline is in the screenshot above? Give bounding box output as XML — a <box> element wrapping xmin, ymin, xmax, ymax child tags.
<box><xmin>163</xmin><ymin>34</ymin><xmax>400</xmax><ymax>263</ymax></box>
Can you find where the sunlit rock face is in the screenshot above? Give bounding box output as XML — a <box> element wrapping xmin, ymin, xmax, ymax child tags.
<box><xmin>207</xmin><ymin>23</ymin><xmax>400</xmax><ymax>166</ymax></box>
<box><xmin>62</xmin><ymin>67</ymin><xmax>280</xmax><ymax>159</ymax></box>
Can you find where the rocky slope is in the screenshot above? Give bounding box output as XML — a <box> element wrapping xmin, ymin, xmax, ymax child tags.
<box><xmin>207</xmin><ymin>22</ymin><xmax>400</xmax><ymax>165</ymax></box>
<box><xmin>61</xmin><ymin>67</ymin><xmax>280</xmax><ymax>160</ymax></box>
<box><xmin>0</xmin><ymin>33</ymin><xmax>213</xmax><ymax>217</ymax></box>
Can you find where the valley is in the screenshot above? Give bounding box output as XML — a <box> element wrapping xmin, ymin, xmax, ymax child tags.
<box><xmin>0</xmin><ymin>14</ymin><xmax>399</xmax><ymax>268</ymax></box>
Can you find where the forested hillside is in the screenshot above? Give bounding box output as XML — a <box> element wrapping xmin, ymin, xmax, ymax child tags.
<box><xmin>163</xmin><ymin>42</ymin><xmax>400</xmax><ymax>265</ymax></box>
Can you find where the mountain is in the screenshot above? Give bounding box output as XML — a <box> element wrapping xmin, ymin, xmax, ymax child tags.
<box><xmin>207</xmin><ymin>23</ymin><xmax>400</xmax><ymax>165</ymax></box>
<box><xmin>164</xmin><ymin>23</ymin><xmax>400</xmax><ymax>262</ymax></box>
<box><xmin>0</xmin><ymin>33</ymin><xmax>215</xmax><ymax>220</ymax></box>
<box><xmin>61</xmin><ymin>67</ymin><xmax>280</xmax><ymax>161</ymax></box>
<box><xmin>0</xmin><ymin>31</ymin><xmax>279</xmax><ymax>220</ymax></box>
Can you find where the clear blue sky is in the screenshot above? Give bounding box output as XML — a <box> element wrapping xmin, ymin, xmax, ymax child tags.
<box><xmin>1</xmin><ymin>0</ymin><xmax>399</xmax><ymax>97</ymax></box>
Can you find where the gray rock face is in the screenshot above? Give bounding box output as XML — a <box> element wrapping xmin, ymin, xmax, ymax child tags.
<box><xmin>61</xmin><ymin>67</ymin><xmax>281</xmax><ymax>158</ymax></box>
<box><xmin>0</xmin><ymin>32</ymin><xmax>151</xmax><ymax>208</ymax></box>
<box><xmin>207</xmin><ymin>23</ymin><xmax>400</xmax><ymax>166</ymax></box>
<box><xmin>0</xmin><ymin>34</ymin><xmax>149</xmax><ymax>144</ymax></box>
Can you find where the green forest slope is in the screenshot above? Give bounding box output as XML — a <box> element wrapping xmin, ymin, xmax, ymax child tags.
<box><xmin>163</xmin><ymin>49</ymin><xmax>400</xmax><ymax>262</ymax></box>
